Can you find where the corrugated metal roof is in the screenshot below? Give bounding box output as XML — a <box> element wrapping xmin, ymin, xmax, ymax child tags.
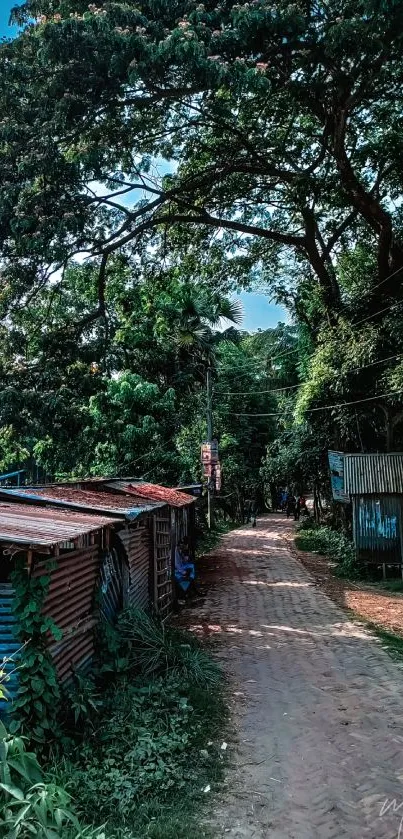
<box><xmin>108</xmin><ymin>481</ymin><xmax>195</xmax><ymax>508</ymax></box>
<box><xmin>1</xmin><ymin>487</ymin><xmax>161</xmax><ymax>521</ymax></box>
<box><xmin>0</xmin><ymin>502</ymin><xmax>115</xmax><ymax>547</ymax></box>
<box><xmin>344</xmin><ymin>453</ymin><xmax>403</xmax><ymax>495</ymax></box>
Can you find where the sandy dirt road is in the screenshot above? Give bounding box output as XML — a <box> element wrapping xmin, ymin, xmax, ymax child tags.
<box><xmin>186</xmin><ymin>515</ymin><xmax>403</xmax><ymax>839</ymax></box>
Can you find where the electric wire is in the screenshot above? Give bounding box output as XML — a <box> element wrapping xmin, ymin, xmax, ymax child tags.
<box><xmin>228</xmin><ymin>388</ymin><xmax>403</xmax><ymax>418</ymax></box>
<box><xmin>216</xmin><ymin>353</ymin><xmax>402</xmax><ymax>396</ymax></box>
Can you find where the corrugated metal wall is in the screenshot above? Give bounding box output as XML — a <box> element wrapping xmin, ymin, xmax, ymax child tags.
<box><xmin>353</xmin><ymin>495</ymin><xmax>402</xmax><ymax>563</ymax></box>
<box><xmin>33</xmin><ymin>545</ymin><xmax>100</xmax><ymax>683</ymax></box>
<box><xmin>0</xmin><ymin>583</ymin><xmax>19</xmax><ymax>712</ymax></box>
<box><xmin>117</xmin><ymin>518</ymin><xmax>152</xmax><ymax>611</ymax></box>
<box><xmin>345</xmin><ymin>454</ymin><xmax>403</xmax><ymax>495</ymax></box>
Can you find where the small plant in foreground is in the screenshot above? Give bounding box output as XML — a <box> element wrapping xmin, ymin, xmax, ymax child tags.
<box><xmin>65</xmin><ymin>674</ymin><xmax>103</xmax><ymax>730</ymax></box>
<box><xmin>0</xmin><ymin>721</ymin><xmax>104</xmax><ymax>838</ymax></box>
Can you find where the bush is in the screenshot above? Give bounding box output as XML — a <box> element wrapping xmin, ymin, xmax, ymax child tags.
<box><xmin>295</xmin><ymin>524</ymin><xmax>362</xmax><ymax>579</ymax></box>
<box><xmin>115</xmin><ymin>609</ymin><xmax>222</xmax><ymax>689</ymax></box>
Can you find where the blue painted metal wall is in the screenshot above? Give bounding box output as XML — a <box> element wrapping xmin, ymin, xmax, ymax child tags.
<box><xmin>0</xmin><ymin>583</ymin><xmax>19</xmax><ymax>714</ymax></box>
<box><xmin>353</xmin><ymin>495</ymin><xmax>402</xmax><ymax>563</ymax></box>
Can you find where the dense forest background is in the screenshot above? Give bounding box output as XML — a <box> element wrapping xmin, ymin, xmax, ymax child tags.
<box><xmin>1</xmin><ymin>0</ymin><xmax>403</xmax><ymax>512</ymax></box>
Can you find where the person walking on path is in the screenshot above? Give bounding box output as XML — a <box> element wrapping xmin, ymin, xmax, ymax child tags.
<box><xmin>296</xmin><ymin>493</ymin><xmax>307</xmax><ymax>520</ymax></box>
<box><xmin>286</xmin><ymin>492</ymin><xmax>296</xmax><ymax>519</ymax></box>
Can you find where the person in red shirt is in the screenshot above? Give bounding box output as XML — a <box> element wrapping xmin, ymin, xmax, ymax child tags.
<box><xmin>296</xmin><ymin>495</ymin><xmax>307</xmax><ymax>520</ymax></box>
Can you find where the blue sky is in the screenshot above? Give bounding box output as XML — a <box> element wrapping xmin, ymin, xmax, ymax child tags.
<box><xmin>0</xmin><ymin>2</ymin><xmax>19</xmax><ymax>38</ymax></box>
<box><xmin>234</xmin><ymin>293</ymin><xmax>287</xmax><ymax>332</ymax></box>
<box><xmin>0</xmin><ymin>1</ymin><xmax>287</xmax><ymax>333</ymax></box>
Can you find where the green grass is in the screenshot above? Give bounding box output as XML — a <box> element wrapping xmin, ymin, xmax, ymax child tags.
<box><xmin>196</xmin><ymin>519</ymin><xmax>238</xmax><ymax>559</ymax></box>
<box><xmin>367</xmin><ymin>579</ymin><xmax>403</xmax><ymax>593</ymax></box>
<box><xmin>117</xmin><ymin>608</ymin><xmax>222</xmax><ymax>687</ymax></box>
<box><xmin>358</xmin><ymin>620</ymin><xmax>403</xmax><ymax>661</ymax></box>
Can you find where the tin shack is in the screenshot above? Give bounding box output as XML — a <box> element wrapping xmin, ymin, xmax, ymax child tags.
<box><xmin>344</xmin><ymin>452</ymin><xmax>403</xmax><ymax>576</ymax></box>
<box><xmin>0</xmin><ymin>485</ymin><xmax>173</xmax><ymax>620</ymax></box>
<box><xmin>0</xmin><ymin>501</ymin><xmax>116</xmax><ymax>704</ymax></box>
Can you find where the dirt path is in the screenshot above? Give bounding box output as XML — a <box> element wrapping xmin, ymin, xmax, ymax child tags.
<box><xmin>186</xmin><ymin>515</ymin><xmax>403</xmax><ymax>839</ymax></box>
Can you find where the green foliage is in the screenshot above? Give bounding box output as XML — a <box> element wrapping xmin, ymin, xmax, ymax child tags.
<box><xmin>0</xmin><ymin>604</ymin><xmax>226</xmax><ymax>839</ymax></box>
<box><xmin>0</xmin><ymin>253</ymin><xmax>275</xmax><ymax>505</ymax></box>
<box><xmin>112</xmin><ymin>609</ymin><xmax>222</xmax><ymax>689</ymax></box>
<box><xmin>295</xmin><ymin>524</ymin><xmax>362</xmax><ymax>579</ymax></box>
<box><xmin>10</xmin><ymin>561</ymin><xmax>62</xmax><ymax>747</ymax></box>
<box><xmin>56</xmin><ymin>671</ymin><xmax>226</xmax><ymax>837</ymax></box>
<box><xmin>65</xmin><ymin>675</ymin><xmax>102</xmax><ymax>730</ymax></box>
<box><xmin>0</xmin><ymin>721</ymin><xmax>104</xmax><ymax>838</ymax></box>
<box><xmin>0</xmin><ymin>425</ymin><xmax>30</xmax><ymax>473</ymax></box>
<box><xmin>4</xmin><ymin>0</ymin><xmax>403</xmax><ymax>312</ymax></box>
<box><xmin>0</xmin><ymin>0</ymin><xmax>402</xmax><ymax>534</ymax></box>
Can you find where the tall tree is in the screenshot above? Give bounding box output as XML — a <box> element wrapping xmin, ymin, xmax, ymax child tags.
<box><xmin>2</xmin><ymin>0</ymin><xmax>403</xmax><ymax>323</ymax></box>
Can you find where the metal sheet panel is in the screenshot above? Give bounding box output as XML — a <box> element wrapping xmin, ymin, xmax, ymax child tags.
<box><xmin>345</xmin><ymin>454</ymin><xmax>403</xmax><ymax>495</ymax></box>
<box><xmin>100</xmin><ymin>548</ymin><xmax>123</xmax><ymax>623</ymax></box>
<box><xmin>0</xmin><ymin>503</ymin><xmax>115</xmax><ymax>547</ymax></box>
<box><xmin>32</xmin><ymin>545</ymin><xmax>100</xmax><ymax>682</ymax></box>
<box><xmin>105</xmin><ymin>482</ymin><xmax>167</xmax><ymax>509</ymax></box>
<box><xmin>352</xmin><ymin>495</ymin><xmax>402</xmax><ymax>563</ymax></box>
<box><xmin>117</xmin><ymin>519</ymin><xmax>151</xmax><ymax>611</ymax></box>
<box><xmin>0</xmin><ymin>583</ymin><xmax>19</xmax><ymax>713</ymax></box>
<box><xmin>328</xmin><ymin>451</ymin><xmax>350</xmax><ymax>503</ymax></box>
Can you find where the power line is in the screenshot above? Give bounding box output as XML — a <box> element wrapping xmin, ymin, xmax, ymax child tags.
<box><xmin>367</xmin><ymin>263</ymin><xmax>403</xmax><ymax>295</ymax></box>
<box><xmin>353</xmin><ymin>300</ymin><xmax>403</xmax><ymax>327</ymax></box>
<box><xmin>216</xmin><ymin>299</ymin><xmax>402</xmax><ymax>389</ymax></box>
<box><xmin>217</xmin><ymin>383</ymin><xmax>301</xmax><ymax>396</ymax></box>
<box><xmin>216</xmin><ymin>353</ymin><xmax>402</xmax><ymax>396</ymax></box>
<box><xmin>216</xmin><ymin>301</ymin><xmax>402</xmax><ymax>389</ymax></box>
<box><xmin>228</xmin><ymin>388</ymin><xmax>403</xmax><ymax>418</ymax></box>
<box><xmin>113</xmin><ymin>438</ymin><xmax>174</xmax><ymax>477</ymax></box>
<box><xmin>214</xmin><ymin>346</ymin><xmax>300</xmax><ymax>384</ymax></box>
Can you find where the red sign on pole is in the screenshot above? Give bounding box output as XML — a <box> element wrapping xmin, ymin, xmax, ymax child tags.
<box><xmin>201</xmin><ymin>440</ymin><xmax>219</xmax><ymax>470</ymax></box>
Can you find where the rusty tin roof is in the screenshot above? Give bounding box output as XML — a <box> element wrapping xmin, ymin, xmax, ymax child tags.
<box><xmin>0</xmin><ymin>486</ymin><xmax>163</xmax><ymax>520</ymax></box>
<box><xmin>107</xmin><ymin>481</ymin><xmax>195</xmax><ymax>508</ymax></box>
<box><xmin>0</xmin><ymin>502</ymin><xmax>115</xmax><ymax>547</ymax></box>
<box><xmin>344</xmin><ymin>452</ymin><xmax>403</xmax><ymax>495</ymax></box>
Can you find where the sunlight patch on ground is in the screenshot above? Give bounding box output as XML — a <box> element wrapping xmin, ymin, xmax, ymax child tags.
<box><xmin>244</xmin><ymin>580</ymin><xmax>312</xmax><ymax>588</ymax></box>
<box><xmin>261</xmin><ymin>622</ymin><xmax>371</xmax><ymax>639</ymax></box>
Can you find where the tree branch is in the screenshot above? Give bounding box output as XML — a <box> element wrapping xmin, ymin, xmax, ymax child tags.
<box><xmin>101</xmin><ymin>211</ymin><xmax>306</xmax><ymax>257</ymax></box>
<box><xmin>324</xmin><ymin>209</ymin><xmax>359</xmax><ymax>257</ymax></box>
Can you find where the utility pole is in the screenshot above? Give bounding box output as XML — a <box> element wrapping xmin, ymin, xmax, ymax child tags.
<box><xmin>206</xmin><ymin>365</ymin><xmax>214</xmax><ymax>530</ymax></box>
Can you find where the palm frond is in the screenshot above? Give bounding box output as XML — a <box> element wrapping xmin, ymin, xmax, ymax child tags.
<box><xmin>217</xmin><ymin>297</ymin><xmax>244</xmax><ymax>325</ymax></box>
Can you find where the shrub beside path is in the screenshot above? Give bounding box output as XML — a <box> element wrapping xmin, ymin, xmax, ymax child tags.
<box><xmin>185</xmin><ymin>514</ymin><xmax>403</xmax><ymax>839</ymax></box>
